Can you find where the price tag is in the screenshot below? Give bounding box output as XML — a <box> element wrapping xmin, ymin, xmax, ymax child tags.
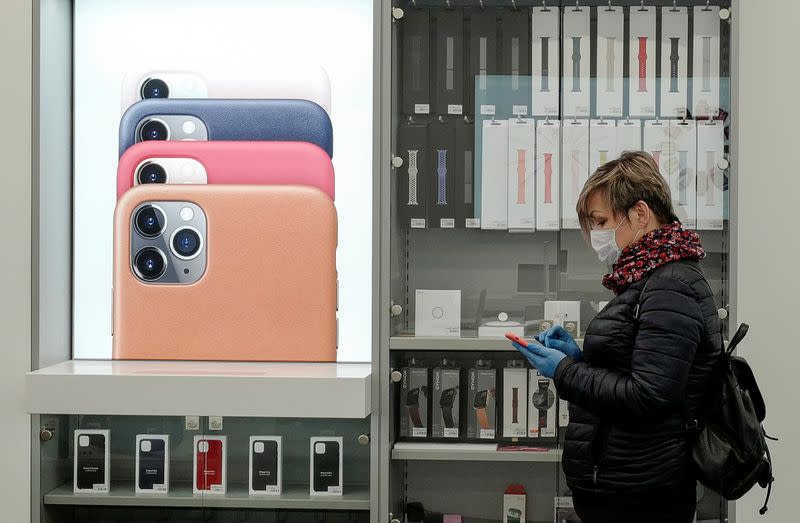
<box><xmin>512</xmin><ymin>105</ymin><xmax>529</xmax><ymax>116</ymax></box>
<box><xmin>440</xmin><ymin>218</ymin><xmax>455</xmax><ymax>229</ymax></box>
<box><xmin>465</xmin><ymin>218</ymin><xmax>481</xmax><ymax>228</ymax></box>
<box><xmin>410</xmin><ymin>219</ymin><xmax>427</xmax><ymax>229</ymax></box>
<box><xmin>480</xmin><ymin>105</ymin><xmax>496</xmax><ymax>116</ymax></box>
<box><xmin>414</xmin><ymin>104</ymin><xmax>431</xmax><ymax>115</ymax></box>
<box><xmin>447</xmin><ymin>104</ymin><xmax>463</xmax><ymax>115</ymax></box>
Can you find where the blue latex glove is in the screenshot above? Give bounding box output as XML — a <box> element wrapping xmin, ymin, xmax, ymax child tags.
<box><xmin>537</xmin><ymin>325</ymin><xmax>582</xmax><ymax>362</ymax></box>
<box><xmin>512</xmin><ymin>341</ymin><xmax>566</xmax><ymax>379</ymax></box>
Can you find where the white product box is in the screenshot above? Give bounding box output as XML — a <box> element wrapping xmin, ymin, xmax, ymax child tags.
<box><xmin>669</xmin><ymin>119</ymin><xmax>698</xmax><ymax>228</ymax></box>
<box><xmin>616</xmin><ymin>119</ymin><xmax>642</xmax><ymax>156</ymax></box>
<box><xmin>507</xmin><ymin>118</ymin><xmax>536</xmax><ymax>231</ymax></box>
<box><xmin>135</xmin><ymin>434</ymin><xmax>169</xmax><ymax>494</ymax></box>
<box><xmin>481</xmin><ymin>119</ymin><xmax>510</xmax><ymax>229</ymax></box>
<box><xmin>415</xmin><ymin>289</ymin><xmax>461</xmax><ymax>337</ymax></box>
<box><xmin>629</xmin><ymin>6</ymin><xmax>657</xmax><ymax>117</ymax></box>
<box><xmin>310</xmin><ymin>436</ymin><xmax>343</xmax><ymax>496</ymax></box>
<box><xmin>561</xmin><ymin>119</ymin><xmax>589</xmax><ymax>229</ymax></box>
<box><xmin>558</xmin><ymin>399</ymin><xmax>570</xmax><ymax>428</ymax></box>
<box><xmin>249</xmin><ymin>436</ymin><xmax>282</xmax><ymax>495</ymax></box>
<box><xmin>596</xmin><ymin>6</ymin><xmax>624</xmax><ymax>117</ymax></box>
<box><xmin>193</xmin><ymin>435</ymin><xmax>227</xmax><ymax>495</ymax></box>
<box><xmin>536</xmin><ymin>120</ymin><xmax>561</xmax><ymax>230</ymax></box>
<box><xmin>531</xmin><ymin>6</ymin><xmax>559</xmax><ymax>117</ymax></box>
<box><xmin>74</xmin><ymin>429</ymin><xmax>110</xmax><ymax>493</ymax></box>
<box><xmin>528</xmin><ymin>370</ymin><xmax>557</xmax><ymax>438</ymax></box>
<box><xmin>503</xmin><ymin>367</ymin><xmax>529</xmax><ymax>439</ymax></box>
<box><xmin>544</xmin><ymin>301</ymin><xmax>581</xmax><ymax>338</ymax></box>
<box><xmin>660</xmin><ymin>7</ymin><xmax>689</xmax><ymax>118</ymax></box>
<box><xmin>589</xmin><ymin>119</ymin><xmax>617</xmax><ymax>175</ymax></box>
<box><xmin>562</xmin><ymin>6</ymin><xmax>590</xmax><ymax>117</ymax></box>
<box><xmin>643</xmin><ymin>120</ymin><xmax>670</xmax><ymax>177</ymax></box>
<box><xmin>503</xmin><ymin>487</ymin><xmax>527</xmax><ymax>523</ymax></box>
<box><xmin>696</xmin><ymin>120</ymin><xmax>725</xmax><ymax>230</ymax></box>
<box><xmin>693</xmin><ymin>6</ymin><xmax>721</xmax><ymax>117</ymax></box>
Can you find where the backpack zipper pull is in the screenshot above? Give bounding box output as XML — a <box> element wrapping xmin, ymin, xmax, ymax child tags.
<box><xmin>633</xmin><ymin>304</ymin><xmax>640</xmax><ymax>319</ymax></box>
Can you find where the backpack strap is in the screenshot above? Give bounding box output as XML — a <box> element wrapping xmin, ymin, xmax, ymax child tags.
<box><xmin>726</xmin><ymin>323</ymin><xmax>750</xmax><ymax>357</ymax></box>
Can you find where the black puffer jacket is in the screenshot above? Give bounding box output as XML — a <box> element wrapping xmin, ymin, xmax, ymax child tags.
<box><xmin>554</xmin><ymin>260</ymin><xmax>722</xmax><ymax>494</ymax></box>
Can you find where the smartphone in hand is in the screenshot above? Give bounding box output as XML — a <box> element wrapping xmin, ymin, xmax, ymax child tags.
<box><xmin>505</xmin><ymin>332</ymin><xmax>544</xmax><ymax>348</ymax></box>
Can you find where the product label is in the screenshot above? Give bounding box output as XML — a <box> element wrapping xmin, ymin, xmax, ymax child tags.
<box><xmin>152</xmin><ymin>484</ymin><xmax>167</xmax><ymax>493</ymax></box>
<box><xmin>512</xmin><ymin>105</ymin><xmax>529</xmax><ymax>116</ymax></box>
<box><xmin>210</xmin><ymin>484</ymin><xmax>225</xmax><ymax>493</ymax></box>
<box><xmin>480</xmin><ymin>429</ymin><xmax>495</xmax><ymax>439</ymax></box>
<box><xmin>444</xmin><ymin>428</ymin><xmax>459</xmax><ymax>438</ymax></box>
<box><xmin>410</xmin><ymin>218</ymin><xmax>426</xmax><ymax>229</ymax></box>
<box><xmin>412</xmin><ymin>427</ymin><xmax>428</xmax><ymax>438</ymax></box>
<box><xmin>414</xmin><ymin>104</ymin><xmax>431</xmax><ymax>114</ymax></box>
<box><xmin>480</xmin><ymin>104</ymin><xmax>496</xmax><ymax>115</ymax></box>
<box><xmin>465</xmin><ymin>218</ymin><xmax>481</xmax><ymax>228</ymax></box>
<box><xmin>328</xmin><ymin>485</ymin><xmax>343</xmax><ymax>494</ymax></box>
<box><xmin>448</xmin><ymin>104</ymin><xmax>464</xmax><ymax>115</ymax></box>
<box><xmin>440</xmin><ymin>218</ymin><xmax>455</xmax><ymax>228</ymax></box>
<box><xmin>93</xmin><ymin>484</ymin><xmax>109</xmax><ymax>492</ymax></box>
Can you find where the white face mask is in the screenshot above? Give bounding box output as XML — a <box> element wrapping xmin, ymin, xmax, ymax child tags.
<box><xmin>590</xmin><ymin>218</ymin><xmax>627</xmax><ymax>267</ymax></box>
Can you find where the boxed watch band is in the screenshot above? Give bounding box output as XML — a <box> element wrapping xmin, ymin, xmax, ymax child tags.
<box><xmin>660</xmin><ymin>6</ymin><xmax>689</xmax><ymax>118</ymax></box>
<box><xmin>310</xmin><ymin>436</ymin><xmax>343</xmax><ymax>496</ymax></box>
<box><xmin>596</xmin><ymin>6</ymin><xmax>624</xmax><ymax>117</ymax></box>
<box><xmin>629</xmin><ymin>6</ymin><xmax>657</xmax><ymax>117</ymax></box>
<box><xmin>249</xmin><ymin>436</ymin><xmax>281</xmax><ymax>495</ymax></box>
<box><xmin>693</xmin><ymin>6</ymin><xmax>721</xmax><ymax>117</ymax></box>
<box><xmin>669</xmin><ymin>119</ymin><xmax>698</xmax><ymax>229</ymax></box>
<box><xmin>502</xmin><ymin>365</ymin><xmax>528</xmax><ymax>439</ymax></box>
<box><xmin>401</xmin><ymin>366</ymin><xmax>431</xmax><ymax>438</ymax></box>
<box><xmin>427</xmin><ymin>119</ymin><xmax>457</xmax><ymax>228</ymax></box>
<box><xmin>74</xmin><ymin>429</ymin><xmax>110</xmax><ymax>493</ymax></box>
<box><xmin>616</xmin><ymin>119</ymin><xmax>643</xmax><ymax>156</ymax></box>
<box><xmin>560</xmin><ymin>119</ymin><xmax>589</xmax><ymax>229</ymax></box>
<box><xmin>193</xmin><ymin>435</ymin><xmax>227</xmax><ymax>494</ymax></box>
<box><xmin>467</xmin><ymin>7</ymin><xmax>499</xmax><ymax>116</ymax></box>
<box><xmin>467</xmin><ymin>365</ymin><xmax>497</xmax><ymax>440</ymax></box>
<box><xmin>529</xmin><ymin>370</ymin><xmax>557</xmax><ymax>439</ymax></box>
<box><xmin>531</xmin><ymin>6</ymin><xmax>559</xmax><ymax>117</ymax></box>
<box><xmin>433</xmin><ymin>8</ymin><xmax>465</xmax><ymax>116</ymax></box>
<box><xmin>643</xmin><ymin>119</ymin><xmax>670</xmax><ymax>177</ymax></box>
<box><xmin>481</xmin><ymin>119</ymin><xmax>509</xmax><ymax>230</ymax></box>
<box><xmin>507</xmin><ymin>117</ymin><xmax>536</xmax><ymax>231</ymax></box>
<box><xmin>398</xmin><ymin>120</ymin><xmax>430</xmax><ymax>229</ymax></box>
<box><xmin>589</xmin><ymin>119</ymin><xmax>617</xmax><ymax>176</ymax></box>
<box><xmin>453</xmin><ymin>118</ymin><xmax>477</xmax><ymax>228</ymax></box>
<box><xmin>536</xmin><ymin>119</ymin><xmax>560</xmax><ymax>230</ymax></box>
<box><xmin>432</xmin><ymin>364</ymin><xmax>462</xmax><ymax>439</ymax></box>
<box><xmin>696</xmin><ymin>120</ymin><xmax>725</xmax><ymax>231</ymax></box>
<box><xmin>402</xmin><ymin>7</ymin><xmax>431</xmax><ymax>116</ymax></box>
<box><xmin>135</xmin><ymin>434</ymin><xmax>169</xmax><ymax>494</ymax></box>
<box><xmin>500</xmin><ymin>7</ymin><xmax>531</xmax><ymax>113</ymax></box>
<box><xmin>561</xmin><ymin>6</ymin><xmax>590</xmax><ymax>117</ymax></box>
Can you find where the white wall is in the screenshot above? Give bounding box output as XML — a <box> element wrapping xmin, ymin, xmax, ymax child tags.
<box><xmin>0</xmin><ymin>0</ymin><xmax>32</xmax><ymax>521</ymax></box>
<box><xmin>735</xmin><ymin>0</ymin><xmax>800</xmax><ymax>521</ymax></box>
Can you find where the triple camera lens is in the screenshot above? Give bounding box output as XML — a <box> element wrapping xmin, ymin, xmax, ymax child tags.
<box><xmin>134</xmin><ymin>205</ymin><xmax>166</xmax><ymax>238</ymax></box>
<box><xmin>139</xmin><ymin>119</ymin><xmax>169</xmax><ymax>142</ymax></box>
<box><xmin>134</xmin><ymin>247</ymin><xmax>167</xmax><ymax>281</ymax></box>
<box><xmin>140</xmin><ymin>78</ymin><xmax>170</xmax><ymax>100</ymax></box>
<box><xmin>137</xmin><ymin>163</ymin><xmax>167</xmax><ymax>184</ymax></box>
<box><xmin>172</xmin><ymin>228</ymin><xmax>202</xmax><ymax>259</ymax></box>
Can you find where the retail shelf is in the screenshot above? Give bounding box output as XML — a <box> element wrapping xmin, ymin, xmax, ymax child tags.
<box><xmin>390</xmin><ymin>335</ymin><xmax>584</xmax><ymax>352</ymax></box>
<box><xmin>43</xmin><ymin>483</ymin><xmax>369</xmax><ymax>510</ymax></box>
<box><xmin>26</xmin><ymin>360</ymin><xmax>371</xmax><ymax>418</ymax></box>
<box><xmin>391</xmin><ymin>442</ymin><xmax>562</xmax><ymax>462</ymax></box>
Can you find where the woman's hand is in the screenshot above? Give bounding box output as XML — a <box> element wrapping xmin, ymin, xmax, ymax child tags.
<box><xmin>512</xmin><ymin>342</ymin><xmax>565</xmax><ymax>379</ymax></box>
<box><xmin>538</xmin><ymin>325</ymin><xmax>582</xmax><ymax>362</ymax></box>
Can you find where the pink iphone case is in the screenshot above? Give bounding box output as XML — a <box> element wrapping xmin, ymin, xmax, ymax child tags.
<box><xmin>117</xmin><ymin>141</ymin><xmax>335</xmax><ymax>200</ymax></box>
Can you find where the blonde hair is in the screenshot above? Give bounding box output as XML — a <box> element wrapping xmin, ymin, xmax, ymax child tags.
<box><xmin>576</xmin><ymin>151</ymin><xmax>679</xmax><ymax>233</ymax></box>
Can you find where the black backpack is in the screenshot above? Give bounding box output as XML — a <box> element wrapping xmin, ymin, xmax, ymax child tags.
<box><xmin>687</xmin><ymin>323</ymin><xmax>777</xmax><ymax>515</ymax></box>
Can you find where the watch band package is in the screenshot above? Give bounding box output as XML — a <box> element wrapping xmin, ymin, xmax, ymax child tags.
<box><xmin>696</xmin><ymin>120</ymin><xmax>724</xmax><ymax>230</ymax></box>
<box><xmin>468</xmin><ymin>364</ymin><xmax>497</xmax><ymax>440</ymax></box>
<box><xmin>480</xmin><ymin>119</ymin><xmax>509</xmax><ymax>230</ymax></box>
<box><xmin>249</xmin><ymin>436</ymin><xmax>281</xmax><ymax>495</ymax></box>
<box><xmin>402</xmin><ymin>8</ymin><xmax>431</xmax><ymax>116</ymax></box>
<box><xmin>501</xmin><ymin>8</ymin><xmax>531</xmax><ymax>109</ymax></box>
<box><xmin>74</xmin><ymin>429</ymin><xmax>110</xmax><ymax>493</ymax></box>
<box><xmin>433</xmin><ymin>364</ymin><xmax>462</xmax><ymax>438</ymax></box>
<box><xmin>398</xmin><ymin>120</ymin><xmax>429</xmax><ymax>228</ymax></box>
<box><xmin>428</xmin><ymin>119</ymin><xmax>456</xmax><ymax>228</ymax></box>
<box><xmin>503</xmin><ymin>485</ymin><xmax>527</xmax><ymax>523</ymax></box>
<box><xmin>434</xmin><ymin>8</ymin><xmax>464</xmax><ymax>115</ymax></box>
<box><xmin>629</xmin><ymin>6</ymin><xmax>656</xmax><ymax>116</ymax></box>
<box><xmin>135</xmin><ymin>434</ymin><xmax>169</xmax><ymax>494</ymax></box>
<box><xmin>528</xmin><ymin>371</ymin><xmax>557</xmax><ymax>438</ymax></box>
<box><xmin>596</xmin><ymin>7</ymin><xmax>624</xmax><ymax>117</ymax></box>
<box><xmin>503</xmin><ymin>365</ymin><xmax>528</xmax><ymax>439</ymax></box>
<box><xmin>562</xmin><ymin>6</ymin><xmax>590</xmax><ymax>116</ymax></box>
<box><xmin>589</xmin><ymin>119</ymin><xmax>617</xmax><ymax>176</ymax></box>
<box><xmin>616</xmin><ymin>119</ymin><xmax>642</xmax><ymax>156</ymax></box>
<box><xmin>660</xmin><ymin>7</ymin><xmax>688</xmax><ymax>117</ymax></box>
<box><xmin>536</xmin><ymin>120</ymin><xmax>560</xmax><ymax>230</ymax></box>
<box><xmin>532</xmin><ymin>7</ymin><xmax>559</xmax><ymax>116</ymax></box>
<box><xmin>560</xmin><ymin>119</ymin><xmax>589</xmax><ymax>229</ymax></box>
<box><xmin>693</xmin><ymin>6</ymin><xmax>721</xmax><ymax>117</ymax></box>
<box><xmin>643</xmin><ymin>119</ymin><xmax>670</xmax><ymax>178</ymax></box>
<box><xmin>507</xmin><ymin>118</ymin><xmax>535</xmax><ymax>231</ymax></box>
<box><xmin>453</xmin><ymin>119</ymin><xmax>476</xmax><ymax>228</ymax></box>
<box><xmin>669</xmin><ymin>119</ymin><xmax>697</xmax><ymax>228</ymax></box>
<box><xmin>310</xmin><ymin>436</ymin><xmax>343</xmax><ymax>496</ymax></box>
<box><xmin>468</xmin><ymin>8</ymin><xmax>498</xmax><ymax>115</ymax></box>
<box><xmin>401</xmin><ymin>365</ymin><xmax>431</xmax><ymax>438</ymax></box>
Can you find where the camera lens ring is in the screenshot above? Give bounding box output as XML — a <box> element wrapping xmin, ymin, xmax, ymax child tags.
<box><xmin>138</xmin><ymin>118</ymin><xmax>170</xmax><ymax>142</ymax></box>
<box><xmin>140</xmin><ymin>78</ymin><xmax>170</xmax><ymax>100</ymax></box>
<box><xmin>136</xmin><ymin>162</ymin><xmax>167</xmax><ymax>184</ymax></box>
<box><xmin>170</xmin><ymin>226</ymin><xmax>204</xmax><ymax>260</ymax></box>
<box><xmin>134</xmin><ymin>204</ymin><xmax>167</xmax><ymax>238</ymax></box>
<box><xmin>133</xmin><ymin>247</ymin><xmax>167</xmax><ymax>282</ymax></box>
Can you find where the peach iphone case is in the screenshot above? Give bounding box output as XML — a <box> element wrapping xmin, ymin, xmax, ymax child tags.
<box><xmin>113</xmin><ymin>184</ymin><xmax>337</xmax><ymax>362</ymax></box>
<box><xmin>116</xmin><ymin>141</ymin><xmax>335</xmax><ymax>200</ymax></box>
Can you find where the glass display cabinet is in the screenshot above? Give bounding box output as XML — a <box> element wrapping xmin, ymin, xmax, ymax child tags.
<box><xmin>378</xmin><ymin>1</ymin><xmax>735</xmax><ymax>522</ymax></box>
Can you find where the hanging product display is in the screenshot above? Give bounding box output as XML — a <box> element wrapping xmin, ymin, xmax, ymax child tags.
<box><xmin>481</xmin><ymin>119</ymin><xmax>510</xmax><ymax>230</ymax></box>
<box><xmin>401</xmin><ymin>365</ymin><xmax>430</xmax><ymax>439</ymax></box>
<box><xmin>468</xmin><ymin>8</ymin><xmax>499</xmax><ymax>116</ymax></box>
<box><xmin>500</xmin><ymin>8</ymin><xmax>531</xmax><ymax>113</ymax></box>
<box><xmin>503</xmin><ymin>365</ymin><xmax>528</xmax><ymax>439</ymax></box>
<box><xmin>454</xmin><ymin>118</ymin><xmax>477</xmax><ymax>228</ymax></box>
<box><xmin>629</xmin><ymin>5</ymin><xmax>656</xmax><ymax>117</ymax></box>
<box><xmin>74</xmin><ymin>430</ymin><xmax>110</xmax><ymax>493</ymax></box>
<box><xmin>696</xmin><ymin>120</ymin><xmax>725</xmax><ymax>230</ymax></box>
<box><xmin>434</xmin><ymin>8</ymin><xmax>465</xmax><ymax>116</ymax></box>
<box><xmin>528</xmin><ymin>371</ymin><xmax>556</xmax><ymax>439</ymax></box>
<box><xmin>536</xmin><ymin>120</ymin><xmax>560</xmax><ymax>230</ymax></box>
<box><xmin>531</xmin><ymin>5</ymin><xmax>559</xmax><ymax>117</ymax></box>
<box><xmin>643</xmin><ymin>119</ymin><xmax>670</xmax><ymax>178</ymax></box>
<box><xmin>660</xmin><ymin>6</ymin><xmax>689</xmax><ymax>118</ymax></box>
<box><xmin>694</xmin><ymin>5</ymin><xmax>721</xmax><ymax>117</ymax></box>
<box><xmin>432</xmin><ymin>362</ymin><xmax>462</xmax><ymax>439</ymax></box>
<box><xmin>428</xmin><ymin>119</ymin><xmax>457</xmax><ymax>229</ymax></box>
<box><xmin>507</xmin><ymin>117</ymin><xmax>536</xmax><ymax>231</ymax></box>
<box><xmin>402</xmin><ymin>7</ymin><xmax>431</xmax><ymax>116</ymax></box>
<box><xmin>467</xmin><ymin>363</ymin><xmax>497</xmax><ymax>440</ymax></box>
<box><xmin>398</xmin><ymin>120</ymin><xmax>429</xmax><ymax>229</ymax></box>
<box><xmin>616</xmin><ymin>119</ymin><xmax>643</xmax><ymax>156</ymax></box>
<box><xmin>561</xmin><ymin>119</ymin><xmax>589</xmax><ymax>230</ymax></box>
<box><xmin>309</xmin><ymin>437</ymin><xmax>343</xmax><ymax>496</ymax></box>
<box><xmin>562</xmin><ymin>5</ymin><xmax>590</xmax><ymax>117</ymax></box>
<box><xmin>589</xmin><ymin>119</ymin><xmax>617</xmax><ymax>175</ymax></box>
<box><xmin>136</xmin><ymin>435</ymin><xmax>169</xmax><ymax>494</ymax></box>
<box><xmin>595</xmin><ymin>4</ymin><xmax>624</xmax><ymax>117</ymax></box>
<box><xmin>194</xmin><ymin>436</ymin><xmax>226</xmax><ymax>495</ymax></box>
<box><xmin>669</xmin><ymin>119</ymin><xmax>698</xmax><ymax>228</ymax></box>
<box><xmin>249</xmin><ymin>436</ymin><xmax>282</xmax><ymax>495</ymax></box>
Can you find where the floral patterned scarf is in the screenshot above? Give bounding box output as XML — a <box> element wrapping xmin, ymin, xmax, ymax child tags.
<box><xmin>602</xmin><ymin>221</ymin><xmax>706</xmax><ymax>295</ymax></box>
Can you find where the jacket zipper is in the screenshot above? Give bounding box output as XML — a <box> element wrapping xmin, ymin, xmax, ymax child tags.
<box><xmin>593</xmin><ymin>465</ymin><xmax>599</xmax><ymax>486</ymax></box>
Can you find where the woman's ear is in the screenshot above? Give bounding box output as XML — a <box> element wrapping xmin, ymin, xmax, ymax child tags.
<box><xmin>631</xmin><ymin>200</ymin><xmax>651</xmax><ymax>229</ymax></box>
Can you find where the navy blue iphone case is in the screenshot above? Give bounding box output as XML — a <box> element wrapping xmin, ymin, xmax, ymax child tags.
<box><xmin>119</xmin><ymin>99</ymin><xmax>333</xmax><ymax>158</ymax></box>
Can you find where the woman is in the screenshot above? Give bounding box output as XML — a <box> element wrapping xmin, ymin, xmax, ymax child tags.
<box><xmin>513</xmin><ymin>152</ymin><xmax>722</xmax><ymax>523</ymax></box>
